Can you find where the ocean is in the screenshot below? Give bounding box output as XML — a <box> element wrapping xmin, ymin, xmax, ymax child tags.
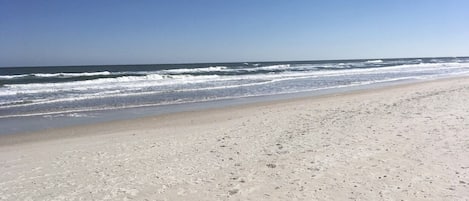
<box><xmin>1</xmin><ymin>57</ymin><xmax>469</xmax><ymax>134</ymax></box>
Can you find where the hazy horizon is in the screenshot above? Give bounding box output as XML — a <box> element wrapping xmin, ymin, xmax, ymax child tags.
<box><xmin>2</xmin><ymin>55</ymin><xmax>469</xmax><ymax>68</ymax></box>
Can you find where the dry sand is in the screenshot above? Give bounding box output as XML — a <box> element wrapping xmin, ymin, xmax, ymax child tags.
<box><xmin>1</xmin><ymin>77</ymin><xmax>469</xmax><ymax>200</ymax></box>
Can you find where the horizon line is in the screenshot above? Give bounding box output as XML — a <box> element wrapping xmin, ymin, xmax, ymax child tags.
<box><xmin>1</xmin><ymin>55</ymin><xmax>468</xmax><ymax>68</ymax></box>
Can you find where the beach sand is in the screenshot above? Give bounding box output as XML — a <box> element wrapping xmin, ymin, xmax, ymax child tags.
<box><xmin>1</xmin><ymin>77</ymin><xmax>469</xmax><ymax>200</ymax></box>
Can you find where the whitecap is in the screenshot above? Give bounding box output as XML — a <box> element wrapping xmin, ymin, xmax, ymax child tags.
<box><xmin>365</xmin><ymin>60</ymin><xmax>383</xmax><ymax>63</ymax></box>
<box><xmin>0</xmin><ymin>74</ymin><xmax>28</xmax><ymax>79</ymax></box>
<box><xmin>163</xmin><ymin>66</ymin><xmax>228</xmax><ymax>73</ymax></box>
<box><xmin>34</xmin><ymin>71</ymin><xmax>111</xmax><ymax>78</ymax></box>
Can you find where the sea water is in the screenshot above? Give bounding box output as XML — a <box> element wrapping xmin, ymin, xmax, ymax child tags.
<box><xmin>1</xmin><ymin>57</ymin><xmax>469</xmax><ymax>134</ymax></box>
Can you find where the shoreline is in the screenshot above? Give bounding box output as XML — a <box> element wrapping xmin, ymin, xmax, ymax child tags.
<box><xmin>0</xmin><ymin>76</ymin><xmax>465</xmax><ymax>146</ymax></box>
<box><xmin>0</xmin><ymin>77</ymin><xmax>443</xmax><ymax>146</ymax></box>
<box><xmin>0</xmin><ymin>75</ymin><xmax>424</xmax><ymax>136</ymax></box>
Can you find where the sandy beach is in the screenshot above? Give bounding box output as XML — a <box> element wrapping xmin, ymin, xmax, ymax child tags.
<box><xmin>1</xmin><ymin>77</ymin><xmax>469</xmax><ymax>200</ymax></box>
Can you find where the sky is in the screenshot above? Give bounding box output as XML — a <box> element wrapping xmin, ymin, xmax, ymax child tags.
<box><xmin>0</xmin><ymin>0</ymin><xmax>468</xmax><ymax>67</ymax></box>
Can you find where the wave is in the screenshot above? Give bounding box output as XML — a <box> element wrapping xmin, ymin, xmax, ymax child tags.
<box><xmin>6</xmin><ymin>62</ymin><xmax>469</xmax><ymax>83</ymax></box>
<box><xmin>235</xmin><ymin>64</ymin><xmax>294</xmax><ymax>72</ymax></box>
<box><xmin>1</xmin><ymin>61</ymin><xmax>468</xmax><ymax>103</ymax></box>
<box><xmin>256</xmin><ymin>64</ymin><xmax>291</xmax><ymax>70</ymax></box>
<box><xmin>0</xmin><ymin>74</ymin><xmax>220</xmax><ymax>96</ymax></box>
<box><xmin>0</xmin><ymin>74</ymin><xmax>445</xmax><ymax>119</ymax></box>
<box><xmin>0</xmin><ymin>71</ymin><xmax>113</xmax><ymax>80</ymax></box>
<box><xmin>0</xmin><ymin>79</ymin><xmax>278</xmax><ymax>109</ymax></box>
<box><xmin>34</xmin><ymin>71</ymin><xmax>112</xmax><ymax>78</ymax></box>
<box><xmin>163</xmin><ymin>64</ymin><xmax>294</xmax><ymax>73</ymax></box>
<box><xmin>0</xmin><ymin>75</ymin><xmax>29</xmax><ymax>79</ymax></box>
<box><xmin>365</xmin><ymin>59</ymin><xmax>383</xmax><ymax>63</ymax></box>
<box><xmin>163</xmin><ymin>64</ymin><xmax>294</xmax><ymax>74</ymax></box>
<box><xmin>1</xmin><ymin>62</ymin><xmax>467</xmax><ymax>97</ymax></box>
<box><xmin>163</xmin><ymin>66</ymin><xmax>228</xmax><ymax>74</ymax></box>
<box><xmin>0</xmin><ymin>61</ymin><xmax>378</xmax><ymax>84</ymax></box>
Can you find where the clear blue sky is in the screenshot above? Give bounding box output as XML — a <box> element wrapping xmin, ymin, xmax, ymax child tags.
<box><xmin>1</xmin><ymin>0</ymin><xmax>468</xmax><ymax>67</ymax></box>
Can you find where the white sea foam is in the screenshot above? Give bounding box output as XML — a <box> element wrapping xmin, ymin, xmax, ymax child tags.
<box><xmin>0</xmin><ymin>74</ymin><xmax>220</xmax><ymax>96</ymax></box>
<box><xmin>163</xmin><ymin>66</ymin><xmax>228</xmax><ymax>73</ymax></box>
<box><xmin>256</xmin><ymin>64</ymin><xmax>291</xmax><ymax>70</ymax></box>
<box><xmin>365</xmin><ymin>59</ymin><xmax>383</xmax><ymax>63</ymax></box>
<box><xmin>0</xmin><ymin>80</ymin><xmax>280</xmax><ymax>109</ymax></box>
<box><xmin>34</xmin><ymin>71</ymin><xmax>112</xmax><ymax>78</ymax></box>
<box><xmin>0</xmin><ymin>75</ymin><xmax>28</xmax><ymax>79</ymax></box>
<box><xmin>44</xmin><ymin>113</ymin><xmax>90</xmax><ymax>118</ymax></box>
<box><xmin>161</xmin><ymin>64</ymin><xmax>297</xmax><ymax>74</ymax></box>
<box><xmin>0</xmin><ymin>71</ymin><xmax>114</xmax><ymax>80</ymax></box>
